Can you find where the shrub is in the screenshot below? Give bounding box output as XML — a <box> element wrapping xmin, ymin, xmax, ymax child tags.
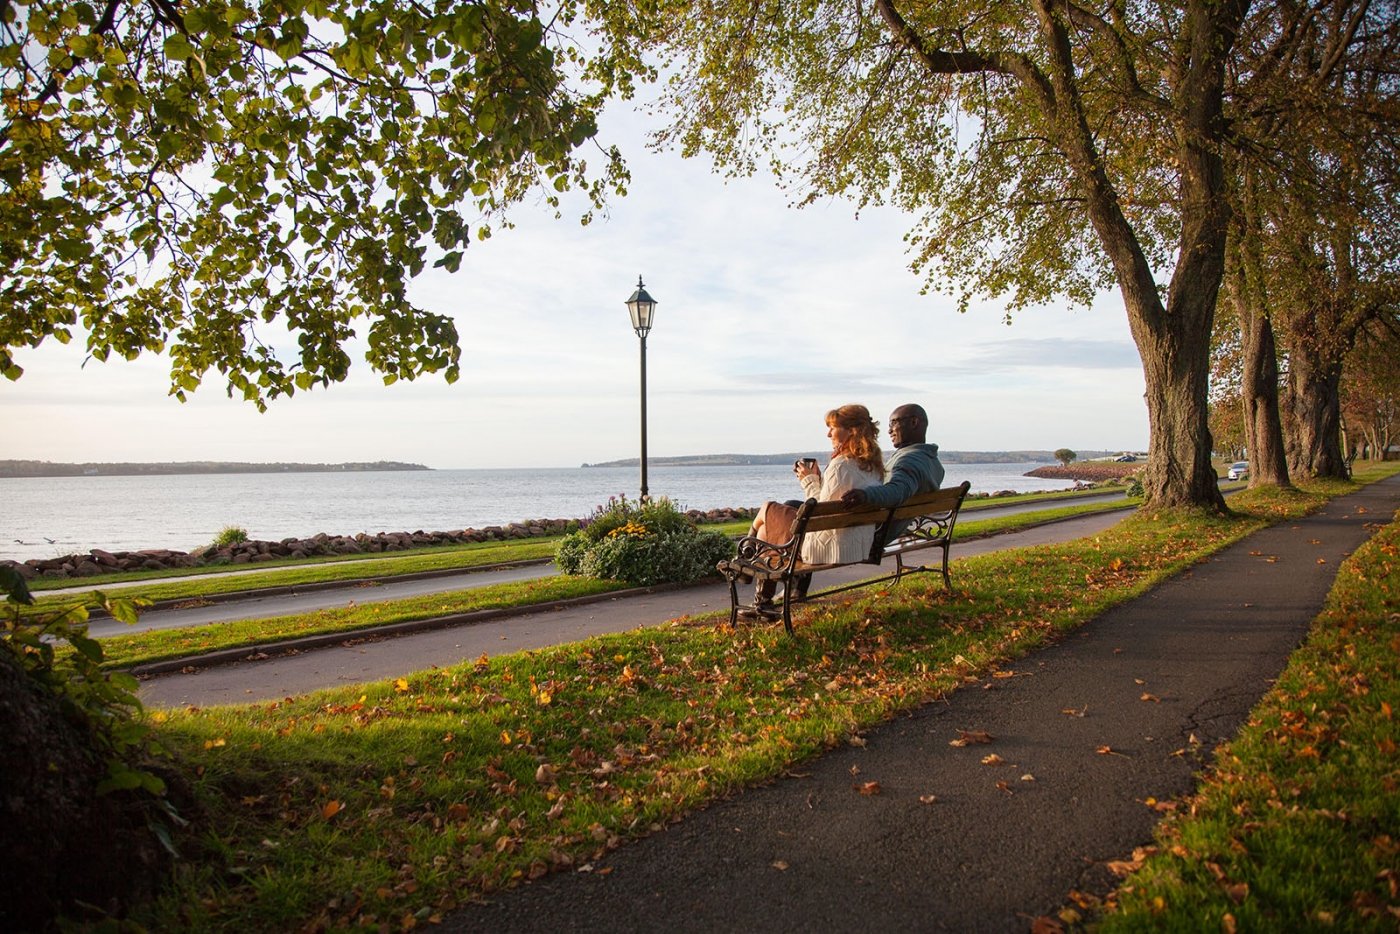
<box><xmin>555</xmin><ymin>496</ymin><xmax>734</xmax><ymax>586</ymax></box>
<box><xmin>212</xmin><ymin>525</ymin><xmax>249</xmax><ymax>548</ymax></box>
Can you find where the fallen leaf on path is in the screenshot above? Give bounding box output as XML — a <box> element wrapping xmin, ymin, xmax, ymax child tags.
<box><xmin>1141</xmin><ymin>693</ymin><xmax>1161</xmax><ymax>703</ymax></box>
<box><xmin>995</xmin><ymin>780</ymin><xmax>1014</xmax><ymax>795</ymax></box>
<box><xmin>981</xmin><ymin>753</ymin><xmax>1004</xmax><ymax>765</ymax></box>
<box><xmin>855</xmin><ymin>781</ymin><xmax>882</xmax><ymax>796</ymax></box>
<box><xmin>1021</xmin><ymin>773</ymin><xmax>1036</xmax><ymax>782</ymax></box>
<box><xmin>919</xmin><ymin>794</ymin><xmax>938</xmax><ymax>804</ymax></box>
<box><xmin>1061</xmin><ymin>706</ymin><xmax>1088</xmax><ymax>717</ymax></box>
<box><xmin>1097</xmin><ymin>745</ymin><xmax>1130</xmax><ymax>757</ymax></box>
<box><xmin>950</xmin><ymin>729</ymin><xmax>994</xmax><ymax>747</ymax></box>
<box><xmin>992</xmin><ymin>670</ymin><xmax>1015</xmax><ymax>679</ymax></box>
<box><xmin>771</xmin><ymin>860</ymin><xmax>789</xmax><ymax>871</ymax></box>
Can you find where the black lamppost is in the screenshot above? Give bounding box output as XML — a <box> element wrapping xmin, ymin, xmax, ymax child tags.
<box><xmin>625</xmin><ymin>276</ymin><xmax>658</xmax><ymax>500</ymax></box>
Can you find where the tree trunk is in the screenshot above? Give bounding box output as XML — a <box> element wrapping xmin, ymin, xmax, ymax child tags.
<box><xmin>1285</xmin><ymin>352</ymin><xmax>1348</xmax><ymax>479</ymax></box>
<box><xmin>1031</xmin><ymin>0</ymin><xmax>1238</xmax><ymax>512</ymax></box>
<box><xmin>1238</xmin><ymin>306</ymin><xmax>1291</xmax><ymax>487</ymax></box>
<box><xmin>1130</xmin><ymin>296</ymin><xmax>1229</xmax><ymax>509</ymax></box>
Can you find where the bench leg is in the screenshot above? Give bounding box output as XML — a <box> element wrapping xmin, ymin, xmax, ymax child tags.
<box><xmin>781</xmin><ymin>581</ymin><xmax>795</xmax><ymax>636</ymax></box>
<box><xmin>940</xmin><ymin>543</ymin><xmax>952</xmax><ymax>590</ymax></box>
<box><xmin>726</xmin><ymin>574</ymin><xmax>741</xmax><ymax>626</ymax></box>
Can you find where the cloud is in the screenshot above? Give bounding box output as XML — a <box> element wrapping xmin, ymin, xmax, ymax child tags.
<box><xmin>955</xmin><ymin>337</ymin><xmax>1142</xmax><ymax>373</ymax></box>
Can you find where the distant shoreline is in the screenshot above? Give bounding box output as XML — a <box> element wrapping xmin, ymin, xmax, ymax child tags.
<box><xmin>0</xmin><ymin>460</ymin><xmax>430</xmax><ymax>479</ymax></box>
<box><xmin>583</xmin><ymin>450</ymin><xmax>1127</xmax><ymax>468</ymax></box>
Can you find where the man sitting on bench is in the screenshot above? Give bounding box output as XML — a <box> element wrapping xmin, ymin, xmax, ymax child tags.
<box><xmin>841</xmin><ymin>403</ymin><xmax>946</xmax><ymax>535</ymax></box>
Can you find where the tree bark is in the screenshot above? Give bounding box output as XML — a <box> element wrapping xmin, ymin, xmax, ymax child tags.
<box><xmin>1285</xmin><ymin>352</ymin><xmax>1349</xmax><ymax>479</ymax></box>
<box><xmin>1239</xmin><ymin>307</ymin><xmax>1290</xmax><ymax>487</ymax></box>
<box><xmin>1030</xmin><ymin>0</ymin><xmax>1240</xmax><ymax>511</ymax></box>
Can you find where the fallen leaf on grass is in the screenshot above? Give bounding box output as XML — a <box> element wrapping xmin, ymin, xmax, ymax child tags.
<box><xmin>321</xmin><ymin>800</ymin><xmax>342</xmax><ymax>819</ymax></box>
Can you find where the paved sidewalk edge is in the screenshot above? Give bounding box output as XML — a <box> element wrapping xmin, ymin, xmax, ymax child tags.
<box><xmin>127</xmin><ymin>580</ymin><xmax>699</xmax><ymax>678</ymax></box>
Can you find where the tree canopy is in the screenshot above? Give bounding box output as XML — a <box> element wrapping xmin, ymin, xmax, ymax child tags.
<box><xmin>591</xmin><ymin>0</ymin><xmax>1249</xmax><ymax>508</ymax></box>
<box><xmin>2</xmin><ymin>0</ymin><xmax>627</xmax><ymax>406</ymax></box>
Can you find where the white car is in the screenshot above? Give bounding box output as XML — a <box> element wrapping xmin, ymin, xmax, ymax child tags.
<box><xmin>1227</xmin><ymin>461</ymin><xmax>1249</xmax><ymax>481</ymax></box>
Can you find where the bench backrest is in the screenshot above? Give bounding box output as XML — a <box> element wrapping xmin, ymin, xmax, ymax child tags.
<box><xmin>887</xmin><ymin>482</ymin><xmax>969</xmax><ymax>525</ymax></box>
<box><xmin>787</xmin><ymin>480</ymin><xmax>972</xmax><ymax>564</ymax></box>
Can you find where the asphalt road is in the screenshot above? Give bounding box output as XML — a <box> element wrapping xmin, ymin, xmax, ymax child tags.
<box><xmin>437</xmin><ymin>474</ymin><xmax>1399</xmax><ymax>933</ymax></box>
<box><xmin>135</xmin><ymin>509</ymin><xmax>1130</xmax><ymax>707</ymax></box>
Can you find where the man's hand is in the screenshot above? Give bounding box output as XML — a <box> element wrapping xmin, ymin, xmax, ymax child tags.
<box><xmin>841</xmin><ymin>489</ymin><xmax>868</xmax><ymax>505</ymax></box>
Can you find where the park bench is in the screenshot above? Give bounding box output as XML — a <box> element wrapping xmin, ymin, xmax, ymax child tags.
<box><xmin>717</xmin><ymin>480</ymin><xmax>972</xmax><ymax>635</ymax></box>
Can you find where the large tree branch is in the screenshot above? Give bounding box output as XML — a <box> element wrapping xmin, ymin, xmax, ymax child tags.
<box><xmin>872</xmin><ymin>0</ymin><xmax>1051</xmax><ymax>100</ymax></box>
<box><xmin>1062</xmin><ymin>0</ymin><xmax>1172</xmax><ymax>115</ymax></box>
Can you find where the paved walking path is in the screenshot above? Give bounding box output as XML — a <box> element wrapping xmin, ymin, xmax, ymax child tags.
<box><xmin>435</xmin><ymin>476</ymin><xmax>1399</xmax><ymax>933</ymax></box>
<box><xmin>136</xmin><ymin>510</ymin><xmax>1130</xmax><ymax>708</ymax></box>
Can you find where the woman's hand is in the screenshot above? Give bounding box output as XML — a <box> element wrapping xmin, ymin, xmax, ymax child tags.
<box><xmin>795</xmin><ymin>459</ymin><xmax>821</xmax><ymax>482</ymax></box>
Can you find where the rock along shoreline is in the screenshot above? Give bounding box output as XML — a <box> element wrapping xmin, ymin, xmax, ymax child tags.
<box><xmin>3</xmin><ymin>507</ymin><xmax>759</xmax><ymax>582</ymax></box>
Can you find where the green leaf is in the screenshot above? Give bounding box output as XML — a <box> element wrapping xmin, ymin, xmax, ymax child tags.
<box><xmin>163</xmin><ymin>32</ymin><xmax>194</xmax><ymax>61</ymax></box>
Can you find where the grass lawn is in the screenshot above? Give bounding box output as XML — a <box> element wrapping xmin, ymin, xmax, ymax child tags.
<box><xmin>106</xmin><ymin>465</ymin><xmax>1398</xmax><ymax>932</ymax></box>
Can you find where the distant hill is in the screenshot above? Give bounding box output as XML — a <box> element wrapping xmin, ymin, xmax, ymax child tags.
<box><xmin>582</xmin><ymin>451</ymin><xmax>1121</xmax><ymax>468</ymax></box>
<box><xmin>0</xmin><ymin>460</ymin><xmax>430</xmax><ymax>478</ymax></box>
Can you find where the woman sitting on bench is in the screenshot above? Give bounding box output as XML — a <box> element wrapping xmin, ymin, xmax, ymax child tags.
<box><xmin>741</xmin><ymin>403</ymin><xmax>885</xmax><ymax>618</ymax></box>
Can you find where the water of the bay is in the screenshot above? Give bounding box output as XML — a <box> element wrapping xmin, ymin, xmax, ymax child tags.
<box><xmin>1</xmin><ymin>462</ymin><xmax>1065</xmax><ymax>561</ymax></box>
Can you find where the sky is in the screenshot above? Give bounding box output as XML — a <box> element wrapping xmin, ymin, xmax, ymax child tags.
<box><xmin>2</xmin><ymin>107</ymin><xmax>1150</xmax><ymax>470</ymax></box>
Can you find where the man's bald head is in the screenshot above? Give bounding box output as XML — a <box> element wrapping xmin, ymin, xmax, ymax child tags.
<box><xmin>888</xmin><ymin>404</ymin><xmax>928</xmax><ymax>449</ymax></box>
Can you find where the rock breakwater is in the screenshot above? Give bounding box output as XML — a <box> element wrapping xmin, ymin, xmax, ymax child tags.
<box><xmin>1024</xmin><ymin>463</ymin><xmax>1139</xmax><ymax>482</ymax></box>
<box><xmin>3</xmin><ymin>507</ymin><xmax>757</xmax><ymax>581</ymax></box>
